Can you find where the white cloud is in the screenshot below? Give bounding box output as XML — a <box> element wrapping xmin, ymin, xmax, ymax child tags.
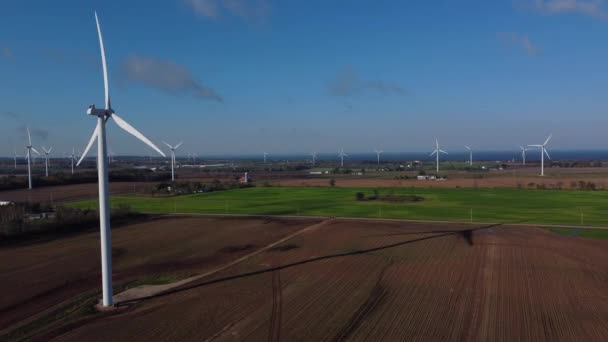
<box><xmin>184</xmin><ymin>0</ymin><xmax>270</xmax><ymax>21</ymax></box>
<box><xmin>498</xmin><ymin>32</ymin><xmax>542</xmax><ymax>56</ymax></box>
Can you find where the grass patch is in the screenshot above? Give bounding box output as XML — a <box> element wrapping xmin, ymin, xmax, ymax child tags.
<box><xmin>68</xmin><ymin>187</ymin><xmax>608</xmax><ymax>227</ymax></box>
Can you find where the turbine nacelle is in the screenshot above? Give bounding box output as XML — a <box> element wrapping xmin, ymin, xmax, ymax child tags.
<box><xmin>87</xmin><ymin>104</ymin><xmax>112</xmax><ymax>117</ymax></box>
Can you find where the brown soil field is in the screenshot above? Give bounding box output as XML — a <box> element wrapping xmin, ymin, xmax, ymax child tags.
<box><xmin>271</xmin><ymin>167</ymin><xmax>608</xmax><ymax>189</ymax></box>
<box><xmin>17</xmin><ymin>219</ymin><xmax>607</xmax><ymax>341</ymax></box>
<box><xmin>0</xmin><ymin>216</ymin><xmax>315</xmax><ymax>337</ymax></box>
<box><xmin>0</xmin><ymin>182</ymin><xmax>152</xmax><ymax>204</ymax></box>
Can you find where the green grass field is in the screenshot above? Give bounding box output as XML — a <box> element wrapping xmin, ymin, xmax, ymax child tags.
<box><xmin>69</xmin><ymin>187</ymin><xmax>608</xmax><ymax>227</ymax></box>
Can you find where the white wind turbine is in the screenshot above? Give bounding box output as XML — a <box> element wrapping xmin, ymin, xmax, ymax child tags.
<box><xmin>519</xmin><ymin>145</ymin><xmax>529</xmax><ymax>166</ymax></box>
<box><xmin>42</xmin><ymin>146</ymin><xmax>53</xmax><ymax>177</ymax></box>
<box><xmin>162</xmin><ymin>141</ymin><xmax>183</xmax><ymax>181</ymax></box>
<box><xmin>310</xmin><ymin>152</ymin><xmax>317</xmax><ymax>167</ymax></box>
<box><xmin>528</xmin><ymin>134</ymin><xmax>552</xmax><ymax>176</ymax></box>
<box><xmin>374</xmin><ymin>149</ymin><xmax>383</xmax><ymax>166</ymax></box>
<box><xmin>68</xmin><ymin>148</ymin><xmax>78</xmax><ymax>175</ymax></box>
<box><xmin>76</xmin><ymin>12</ymin><xmax>166</xmax><ymax>307</ymax></box>
<box><xmin>430</xmin><ymin>138</ymin><xmax>447</xmax><ymax>174</ymax></box>
<box><xmin>13</xmin><ymin>149</ymin><xmax>19</xmax><ymax>169</ymax></box>
<box><xmin>339</xmin><ymin>148</ymin><xmax>348</xmax><ymax>167</ymax></box>
<box><xmin>464</xmin><ymin>145</ymin><xmax>473</xmax><ymax>166</ymax></box>
<box><xmin>263</xmin><ymin>152</ymin><xmax>269</xmax><ymax>163</ymax></box>
<box><xmin>25</xmin><ymin>127</ymin><xmax>40</xmax><ymax>189</ymax></box>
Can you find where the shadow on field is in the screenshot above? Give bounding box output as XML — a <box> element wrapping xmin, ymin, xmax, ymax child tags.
<box><xmin>117</xmin><ymin>221</ymin><xmax>520</xmax><ymax>307</ymax></box>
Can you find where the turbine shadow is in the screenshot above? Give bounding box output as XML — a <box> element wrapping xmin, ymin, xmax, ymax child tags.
<box><xmin>117</xmin><ymin>221</ymin><xmax>523</xmax><ymax>307</ymax></box>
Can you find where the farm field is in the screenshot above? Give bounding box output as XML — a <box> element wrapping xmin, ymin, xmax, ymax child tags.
<box><xmin>0</xmin><ymin>216</ymin><xmax>316</xmax><ymax>339</ymax></box>
<box><xmin>71</xmin><ymin>187</ymin><xmax>608</xmax><ymax>226</ymax></box>
<box><xmin>0</xmin><ymin>182</ymin><xmax>152</xmax><ymax>204</ymax></box>
<box><xmin>28</xmin><ymin>219</ymin><xmax>608</xmax><ymax>341</ymax></box>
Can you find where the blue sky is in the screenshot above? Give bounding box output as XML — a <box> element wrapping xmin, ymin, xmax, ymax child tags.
<box><xmin>1</xmin><ymin>0</ymin><xmax>608</xmax><ymax>157</ymax></box>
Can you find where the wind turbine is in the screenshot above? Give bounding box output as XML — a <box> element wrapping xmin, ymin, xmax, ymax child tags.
<box><xmin>430</xmin><ymin>138</ymin><xmax>447</xmax><ymax>174</ymax></box>
<box><xmin>528</xmin><ymin>135</ymin><xmax>552</xmax><ymax>176</ymax></box>
<box><xmin>76</xmin><ymin>12</ymin><xmax>166</xmax><ymax>307</ymax></box>
<box><xmin>263</xmin><ymin>152</ymin><xmax>269</xmax><ymax>163</ymax></box>
<box><xmin>374</xmin><ymin>149</ymin><xmax>383</xmax><ymax>166</ymax></box>
<box><xmin>13</xmin><ymin>149</ymin><xmax>19</xmax><ymax>169</ymax></box>
<box><xmin>162</xmin><ymin>141</ymin><xmax>183</xmax><ymax>181</ymax></box>
<box><xmin>519</xmin><ymin>145</ymin><xmax>529</xmax><ymax>165</ymax></box>
<box><xmin>339</xmin><ymin>148</ymin><xmax>348</xmax><ymax>167</ymax></box>
<box><xmin>42</xmin><ymin>146</ymin><xmax>53</xmax><ymax>177</ymax></box>
<box><xmin>68</xmin><ymin>148</ymin><xmax>78</xmax><ymax>175</ymax></box>
<box><xmin>25</xmin><ymin>127</ymin><xmax>40</xmax><ymax>189</ymax></box>
<box><xmin>464</xmin><ymin>145</ymin><xmax>473</xmax><ymax>166</ymax></box>
<box><xmin>310</xmin><ymin>152</ymin><xmax>317</xmax><ymax>167</ymax></box>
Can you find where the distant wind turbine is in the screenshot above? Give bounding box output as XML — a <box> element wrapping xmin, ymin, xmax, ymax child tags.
<box><xmin>339</xmin><ymin>148</ymin><xmax>348</xmax><ymax>167</ymax></box>
<box><xmin>519</xmin><ymin>145</ymin><xmax>529</xmax><ymax>166</ymax></box>
<box><xmin>42</xmin><ymin>146</ymin><xmax>53</xmax><ymax>177</ymax></box>
<box><xmin>68</xmin><ymin>148</ymin><xmax>78</xmax><ymax>175</ymax></box>
<box><xmin>374</xmin><ymin>149</ymin><xmax>383</xmax><ymax>166</ymax></box>
<box><xmin>13</xmin><ymin>149</ymin><xmax>19</xmax><ymax>169</ymax></box>
<box><xmin>76</xmin><ymin>12</ymin><xmax>166</xmax><ymax>307</ymax></box>
<box><xmin>464</xmin><ymin>145</ymin><xmax>473</xmax><ymax>166</ymax></box>
<box><xmin>430</xmin><ymin>138</ymin><xmax>447</xmax><ymax>174</ymax></box>
<box><xmin>263</xmin><ymin>152</ymin><xmax>269</xmax><ymax>163</ymax></box>
<box><xmin>25</xmin><ymin>127</ymin><xmax>40</xmax><ymax>189</ymax></box>
<box><xmin>528</xmin><ymin>135</ymin><xmax>552</xmax><ymax>176</ymax></box>
<box><xmin>310</xmin><ymin>152</ymin><xmax>317</xmax><ymax>167</ymax></box>
<box><xmin>163</xmin><ymin>141</ymin><xmax>183</xmax><ymax>181</ymax></box>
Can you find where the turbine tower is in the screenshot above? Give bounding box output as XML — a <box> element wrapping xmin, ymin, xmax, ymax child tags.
<box><xmin>25</xmin><ymin>127</ymin><xmax>40</xmax><ymax>189</ymax></box>
<box><xmin>339</xmin><ymin>148</ymin><xmax>348</xmax><ymax>167</ymax></box>
<box><xmin>310</xmin><ymin>152</ymin><xmax>317</xmax><ymax>167</ymax></box>
<box><xmin>519</xmin><ymin>145</ymin><xmax>529</xmax><ymax>165</ymax></box>
<box><xmin>528</xmin><ymin>135</ymin><xmax>552</xmax><ymax>176</ymax></box>
<box><xmin>162</xmin><ymin>141</ymin><xmax>183</xmax><ymax>181</ymax></box>
<box><xmin>430</xmin><ymin>138</ymin><xmax>447</xmax><ymax>174</ymax></box>
<box><xmin>464</xmin><ymin>145</ymin><xmax>473</xmax><ymax>166</ymax></box>
<box><xmin>42</xmin><ymin>146</ymin><xmax>53</xmax><ymax>177</ymax></box>
<box><xmin>68</xmin><ymin>148</ymin><xmax>77</xmax><ymax>175</ymax></box>
<box><xmin>77</xmin><ymin>12</ymin><xmax>166</xmax><ymax>307</ymax></box>
<box><xmin>374</xmin><ymin>149</ymin><xmax>383</xmax><ymax>166</ymax></box>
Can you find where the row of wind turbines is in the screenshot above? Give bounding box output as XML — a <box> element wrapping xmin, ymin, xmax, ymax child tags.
<box><xmin>294</xmin><ymin>134</ymin><xmax>552</xmax><ymax>176</ymax></box>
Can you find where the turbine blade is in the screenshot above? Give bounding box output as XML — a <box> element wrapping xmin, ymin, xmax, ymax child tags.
<box><xmin>430</xmin><ymin>150</ymin><xmax>437</xmax><ymax>156</ymax></box>
<box><xmin>95</xmin><ymin>12</ymin><xmax>110</xmax><ymax>110</ymax></box>
<box><xmin>175</xmin><ymin>141</ymin><xmax>183</xmax><ymax>149</ymax></box>
<box><xmin>544</xmin><ymin>134</ymin><xmax>552</xmax><ymax>145</ymax></box>
<box><xmin>439</xmin><ymin>149</ymin><xmax>448</xmax><ymax>154</ymax></box>
<box><xmin>27</xmin><ymin>127</ymin><xmax>32</xmax><ymax>145</ymax></box>
<box><xmin>112</xmin><ymin>113</ymin><xmax>166</xmax><ymax>157</ymax></box>
<box><xmin>162</xmin><ymin>141</ymin><xmax>173</xmax><ymax>149</ymax></box>
<box><xmin>528</xmin><ymin>144</ymin><xmax>542</xmax><ymax>147</ymax></box>
<box><xmin>77</xmin><ymin>125</ymin><xmax>99</xmax><ymax>166</ymax></box>
<box><xmin>544</xmin><ymin>148</ymin><xmax>551</xmax><ymax>160</ymax></box>
<box><xmin>31</xmin><ymin>147</ymin><xmax>40</xmax><ymax>155</ymax></box>
<box><xmin>48</xmin><ymin>147</ymin><xmax>53</xmax><ymax>154</ymax></box>
<box><xmin>465</xmin><ymin>145</ymin><xmax>471</xmax><ymax>150</ymax></box>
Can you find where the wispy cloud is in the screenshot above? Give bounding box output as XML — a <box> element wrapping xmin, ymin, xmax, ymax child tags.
<box><xmin>522</xmin><ymin>0</ymin><xmax>608</xmax><ymax>19</ymax></box>
<box><xmin>0</xmin><ymin>111</ymin><xmax>19</xmax><ymax>119</ymax></box>
<box><xmin>498</xmin><ymin>32</ymin><xmax>541</xmax><ymax>56</ymax></box>
<box><xmin>184</xmin><ymin>0</ymin><xmax>271</xmax><ymax>21</ymax></box>
<box><xmin>328</xmin><ymin>68</ymin><xmax>407</xmax><ymax>97</ymax></box>
<box><xmin>121</xmin><ymin>55</ymin><xmax>223</xmax><ymax>102</ymax></box>
<box><xmin>2</xmin><ymin>47</ymin><xmax>13</xmax><ymax>60</ymax></box>
<box><xmin>17</xmin><ymin>124</ymin><xmax>49</xmax><ymax>142</ymax></box>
